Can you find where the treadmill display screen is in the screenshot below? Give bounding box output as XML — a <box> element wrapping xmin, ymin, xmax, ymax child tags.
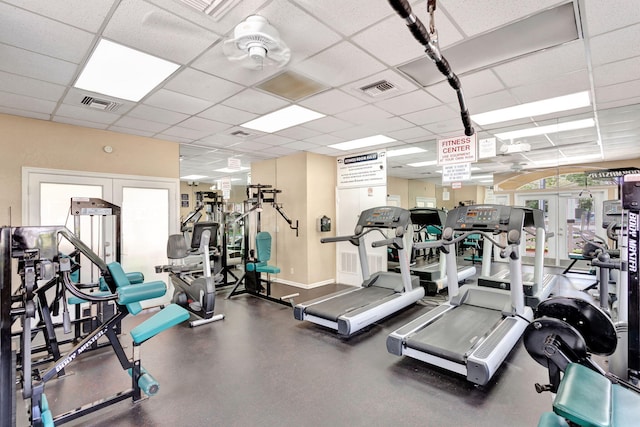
<box><xmin>360</xmin><ymin>206</ymin><xmax>409</xmax><ymax>228</ymax></box>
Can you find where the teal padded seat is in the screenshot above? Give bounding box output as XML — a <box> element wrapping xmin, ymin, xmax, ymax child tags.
<box><xmin>551</xmin><ymin>363</ymin><xmax>640</xmax><ymax>427</ymax></box>
<box><xmin>130</xmin><ymin>303</ymin><xmax>189</xmax><ymax>345</ymax></box>
<box><xmin>537</xmin><ymin>412</ymin><xmax>569</xmax><ymax>427</ymax></box>
<box><xmin>246</xmin><ymin>232</ymin><xmax>280</xmax><ymax>275</ymax></box>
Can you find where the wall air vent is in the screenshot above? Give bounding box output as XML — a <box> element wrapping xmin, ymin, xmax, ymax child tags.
<box><xmin>178</xmin><ymin>0</ymin><xmax>242</xmax><ymax>20</ymax></box>
<box><xmin>81</xmin><ymin>96</ymin><xmax>121</xmax><ymax>111</ymax></box>
<box><xmin>359</xmin><ymin>80</ymin><xmax>398</xmax><ymax>97</ymax></box>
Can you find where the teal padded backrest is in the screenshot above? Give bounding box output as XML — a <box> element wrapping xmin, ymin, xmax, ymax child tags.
<box><xmin>256</xmin><ymin>232</ymin><xmax>272</xmax><ymax>263</ymax></box>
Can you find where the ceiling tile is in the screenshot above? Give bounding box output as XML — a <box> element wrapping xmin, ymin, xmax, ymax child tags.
<box><xmin>353</xmin><ymin>12</ymin><xmax>463</xmax><ymax>66</ymax></box>
<box><xmin>3</xmin><ymin>0</ymin><xmax>116</xmax><ymax>32</ymax></box>
<box><xmin>303</xmin><ymin>134</ymin><xmax>344</xmax><ymax>146</ymax></box>
<box><xmin>221</xmin><ymin>88</ymin><xmax>289</xmax><ymax>114</ymax></box>
<box><xmin>301</xmin><ymin>116</ymin><xmax>354</xmax><ymax>133</ymax></box>
<box><xmin>293</xmin><ymin>0</ymin><xmax>392</xmax><ymax>36</ymax></box>
<box><xmin>161</xmin><ymin>125</ymin><xmax>212</xmax><ymax>140</ymax></box>
<box><xmin>144</xmin><ymin>89</ymin><xmax>213</xmax><ymax>114</ymax></box>
<box><xmin>0</xmin><ymin>71</ymin><xmax>66</xmax><ymax>101</ymax></box>
<box><xmin>441</xmin><ymin>0</ymin><xmax>563</xmax><ymax>37</ymax></box>
<box><xmin>590</xmin><ymin>24</ymin><xmax>640</xmax><ymax>66</ymax></box>
<box><xmin>54</xmin><ymin>116</ymin><xmax>109</xmax><ymax>130</ymax></box>
<box><xmin>251</xmin><ymin>134</ymin><xmax>295</xmax><ymax>146</ymax></box>
<box><xmin>280</xmin><ymin>140</ymin><xmax>320</xmax><ymax>151</ymax></box>
<box><xmin>386</xmin><ymin>126</ymin><xmax>434</xmax><ymax>142</ymax></box>
<box><xmin>179</xmin><ymin>116</ymin><xmax>232</xmax><ymax>133</ymax></box>
<box><xmin>198</xmin><ymin>104</ymin><xmax>258</xmax><ymax>125</ymax></box>
<box><xmin>0</xmin><ymin>44</ymin><xmax>77</xmax><ymax>86</ymax></box>
<box><xmin>509</xmin><ymin>70</ymin><xmax>590</xmax><ymax>103</ymax></box>
<box><xmin>275</xmin><ymin>125</ymin><xmax>321</xmax><ymax>140</ymax></box>
<box><xmin>103</xmin><ymin>0</ymin><xmax>220</xmax><ymax>64</ymax></box>
<box><xmin>298</xmin><ymin>89</ymin><xmax>366</xmax><ymax>115</ymax></box>
<box><xmin>584</xmin><ymin>0</ymin><xmax>640</xmax><ymax>36</ymax></box>
<box><xmin>334</xmin><ymin>104</ymin><xmax>392</xmax><ymax>125</ymax></box>
<box><xmin>593</xmin><ymin>56</ymin><xmax>640</xmax><ymax>87</ymax></box>
<box><xmin>128</xmin><ymin>104</ymin><xmax>190</xmax><ymax>125</ymax></box>
<box><xmin>375</xmin><ymin>90</ymin><xmax>441</xmax><ymax>115</ymax></box>
<box><xmin>112</xmin><ymin>116</ymin><xmax>170</xmax><ymax>133</ymax></box>
<box><xmin>164</xmin><ymin>68</ymin><xmax>244</xmax><ymax>103</ymax></box>
<box><xmin>0</xmin><ymin>91</ymin><xmax>56</xmax><ymax>114</ymax></box>
<box><xmin>0</xmin><ymin>3</ymin><xmax>94</xmax><ymax>63</ymax></box>
<box><xmin>596</xmin><ymin>80</ymin><xmax>640</xmax><ymax>105</ymax></box>
<box><xmin>0</xmin><ymin>107</ymin><xmax>50</xmax><ymax>121</ymax></box>
<box><xmin>492</xmin><ymin>42</ymin><xmax>587</xmax><ymax>88</ymax></box>
<box><xmin>401</xmin><ymin>104</ymin><xmax>459</xmax><ymax>126</ymax></box>
<box><xmin>293</xmin><ymin>41</ymin><xmax>386</xmax><ymax>87</ymax></box>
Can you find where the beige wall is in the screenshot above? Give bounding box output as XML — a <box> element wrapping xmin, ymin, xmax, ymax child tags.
<box><xmin>436</xmin><ymin>185</ymin><xmax>485</xmax><ymax>209</ymax></box>
<box><xmin>408</xmin><ymin>180</ymin><xmax>437</xmax><ymax>207</ymax></box>
<box><xmin>250</xmin><ymin>152</ymin><xmax>336</xmax><ymax>287</ymax></box>
<box><xmin>0</xmin><ymin>113</ymin><xmax>179</xmax><ymax>226</ymax></box>
<box><xmin>387</xmin><ymin>176</ymin><xmax>409</xmax><ymax>208</ymax></box>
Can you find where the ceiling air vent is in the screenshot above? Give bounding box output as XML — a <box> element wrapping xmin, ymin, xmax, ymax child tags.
<box><xmin>359</xmin><ymin>80</ymin><xmax>398</xmax><ymax>97</ymax></box>
<box><xmin>81</xmin><ymin>96</ymin><xmax>121</xmax><ymax>112</ymax></box>
<box><xmin>178</xmin><ymin>0</ymin><xmax>242</xmax><ymax>20</ymax></box>
<box><xmin>230</xmin><ymin>130</ymin><xmax>252</xmax><ymax>137</ymax></box>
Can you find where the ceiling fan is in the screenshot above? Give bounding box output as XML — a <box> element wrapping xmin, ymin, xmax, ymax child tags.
<box><xmin>222</xmin><ymin>15</ymin><xmax>291</xmax><ymax>70</ymax></box>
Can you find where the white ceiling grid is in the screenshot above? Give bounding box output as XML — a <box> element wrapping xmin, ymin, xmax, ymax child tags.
<box><xmin>0</xmin><ymin>0</ymin><xmax>638</xmax><ymax>182</ymax></box>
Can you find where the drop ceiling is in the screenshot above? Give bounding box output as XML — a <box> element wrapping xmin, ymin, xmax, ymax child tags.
<box><xmin>1</xmin><ymin>0</ymin><xmax>639</xmax><ymax>184</ymax></box>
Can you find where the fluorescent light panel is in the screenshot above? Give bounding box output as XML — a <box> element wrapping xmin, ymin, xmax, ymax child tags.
<box><xmin>240</xmin><ymin>105</ymin><xmax>325</xmax><ymax>133</ymax></box>
<box><xmin>533</xmin><ymin>153</ymin><xmax>602</xmax><ymax>167</ymax></box>
<box><xmin>495</xmin><ymin>118</ymin><xmax>595</xmax><ymax>140</ymax></box>
<box><xmin>472</xmin><ymin>92</ymin><xmax>591</xmax><ymax>126</ymax></box>
<box><xmin>214</xmin><ymin>166</ymin><xmax>250</xmax><ymax>173</ymax></box>
<box><xmin>75</xmin><ymin>39</ymin><xmax>180</xmax><ymax>102</ymax></box>
<box><xmin>329</xmin><ymin>135</ymin><xmax>395</xmax><ymax>151</ymax></box>
<box><xmin>407</xmin><ymin>160</ymin><xmax>438</xmax><ymax>167</ymax></box>
<box><xmin>181</xmin><ymin>174</ymin><xmax>208</xmax><ymax>180</ymax></box>
<box><xmin>387</xmin><ymin>147</ymin><xmax>426</xmax><ymax>157</ymax></box>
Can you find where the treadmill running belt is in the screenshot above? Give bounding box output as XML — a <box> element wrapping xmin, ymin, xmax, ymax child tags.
<box><xmin>304</xmin><ymin>287</ymin><xmax>397</xmax><ymax>321</ymax></box>
<box><xmin>405</xmin><ymin>305</ymin><xmax>503</xmax><ymax>364</ymax></box>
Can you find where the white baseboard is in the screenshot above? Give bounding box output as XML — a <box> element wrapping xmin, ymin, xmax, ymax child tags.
<box><xmin>274</xmin><ymin>278</ymin><xmax>335</xmax><ymax>289</ymax></box>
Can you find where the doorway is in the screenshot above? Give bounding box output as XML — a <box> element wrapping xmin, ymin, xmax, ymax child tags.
<box><xmin>515</xmin><ymin>190</ymin><xmax>605</xmax><ymax>266</ymax></box>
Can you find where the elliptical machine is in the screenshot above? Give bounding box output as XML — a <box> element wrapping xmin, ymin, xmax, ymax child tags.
<box><xmin>156</xmin><ymin>222</ymin><xmax>224</xmax><ymax>327</ymax></box>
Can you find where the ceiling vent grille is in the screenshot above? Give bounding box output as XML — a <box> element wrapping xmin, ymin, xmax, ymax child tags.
<box><xmin>230</xmin><ymin>130</ymin><xmax>252</xmax><ymax>137</ymax></box>
<box><xmin>178</xmin><ymin>0</ymin><xmax>241</xmax><ymax>20</ymax></box>
<box><xmin>359</xmin><ymin>80</ymin><xmax>398</xmax><ymax>97</ymax></box>
<box><xmin>81</xmin><ymin>96</ymin><xmax>121</xmax><ymax>112</ymax></box>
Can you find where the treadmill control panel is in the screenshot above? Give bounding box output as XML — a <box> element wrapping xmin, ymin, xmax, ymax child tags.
<box><xmin>358</xmin><ymin>206</ymin><xmax>411</xmax><ymax>229</ymax></box>
<box><xmin>446</xmin><ymin>204</ymin><xmax>523</xmax><ymax>233</ymax></box>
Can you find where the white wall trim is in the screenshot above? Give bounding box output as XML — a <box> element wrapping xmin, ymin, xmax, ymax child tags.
<box><xmin>275</xmin><ymin>278</ymin><xmax>335</xmax><ymax>289</ymax></box>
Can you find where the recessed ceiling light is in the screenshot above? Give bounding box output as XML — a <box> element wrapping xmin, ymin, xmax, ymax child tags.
<box><xmin>472</xmin><ymin>91</ymin><xmax>591</xmax><ymax>126</ymax></box>
<box><xmin>75</xmin><ymin>39</ymin><xmax>180</xmax><ymax>102</ymax></box>
<box><xmin>329</xmin><ymin>135</ymin><xmax>396</xmax><ymax>151</ymax></box>
<box><xmin>407</xmin><ymin>160</ymin><xmax>438</xmax><ymax>167</ymax></box>
<box><xmin>494</xmin><ymin>118</ymin><xmax>595</xmax><ymax>140</ymax></box>
<box><xmin>180</xmin><ymin>174</ymin><xmax>208</xmax><ymax>180</ymax></box>
<box><xmin>214</xmin><ymin>166</ymin><xmax>250</xmax><ymax>173</ymax></box>
<box><xmin>470</xmin><ymin>174</ymin><xmax>493</xmax><ymax>180</ymax></box>
<box><xmin>533</xmin><ymin>153</ymin><xmax>602</xmax><ymax>166</ymax></box>
<box><xmin>387</xmin><ymin>147</ymin><xmax>427</xmax><ymax>157</ymax></box>
<box><xmin>240</xmin><ymin>105</ymin><xmax>325</xmax><ymax>133</ymax></box>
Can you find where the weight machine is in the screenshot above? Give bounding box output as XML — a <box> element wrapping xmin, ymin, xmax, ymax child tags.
<box><xmin>4</xmin><ymin>225</ymin><xmax>188</xmax><ymax>426</ymax></box>
<box><xmin>226</xmin><ymin>184</ymin><xmax>299</xmax><ymax>305</ymax></box>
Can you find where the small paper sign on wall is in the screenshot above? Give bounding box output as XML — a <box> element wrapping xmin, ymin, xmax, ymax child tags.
<box><xmin>478</xmin><ymin>137</ymin><xmax>496</xmax><ymax>159</ymax></box>
<box><xmin>228</xmin><ymin>157</ymin><xmax>242</xmax><ymax>171</ymax></box>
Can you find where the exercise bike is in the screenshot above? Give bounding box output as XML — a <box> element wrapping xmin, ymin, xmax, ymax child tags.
<box><xmin>156</xmin><ymin>222</ymin><xmax>224</xmax><ymax>327</ymax></box>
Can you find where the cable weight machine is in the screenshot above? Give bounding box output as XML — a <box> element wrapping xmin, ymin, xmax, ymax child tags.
<box><xmin>227</xmin><ymin>184</ymin><xmax>299</xmax><ymax>305</ymax></box>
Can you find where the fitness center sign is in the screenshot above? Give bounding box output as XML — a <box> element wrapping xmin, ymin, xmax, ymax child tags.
<box><xmin>437</xmin><ymin>134</ymin><xmax>477</xmax><ymax>165</ymax></box>
<box><xmin>337</xmin><ymin>150</ymin><xmax>387</xmax><ymax>188</ymax></box>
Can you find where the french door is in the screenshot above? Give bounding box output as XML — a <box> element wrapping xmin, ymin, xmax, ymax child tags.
<box><xmin>23</xmin><ymin>167</ymin><xmax>179</xmax><ymax>305</ymax></box>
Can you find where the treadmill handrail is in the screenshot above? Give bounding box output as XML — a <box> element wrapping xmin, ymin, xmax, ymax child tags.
<box><xmin>414</xmin><ymin>230</ymin><xmax>506</xmax><ymax>251</ymax></box>
<box><xmin>371</xmin><ymin>237</ymin><xmax>403</xmax><ymax>249</ymax></box>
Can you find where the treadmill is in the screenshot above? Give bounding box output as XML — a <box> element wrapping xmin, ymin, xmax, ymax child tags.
<box><xmin>293</xmin><ymin>206</ymin><xmax>425</xmax><ymax>337</ymax></box>
<box><xmin>408</xmin><ymin>208</ymin><xmax>476</xmax><ymax>294</ymax></box>
<box><xmin>477</xmin><ymin>207</ymin><xmax>557</xmax><ymax>307</ymax></box>
<box><xmin>386</xmin><ymin>205</ymin><xmax>533</xmax><ymax>386</ymax></box>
